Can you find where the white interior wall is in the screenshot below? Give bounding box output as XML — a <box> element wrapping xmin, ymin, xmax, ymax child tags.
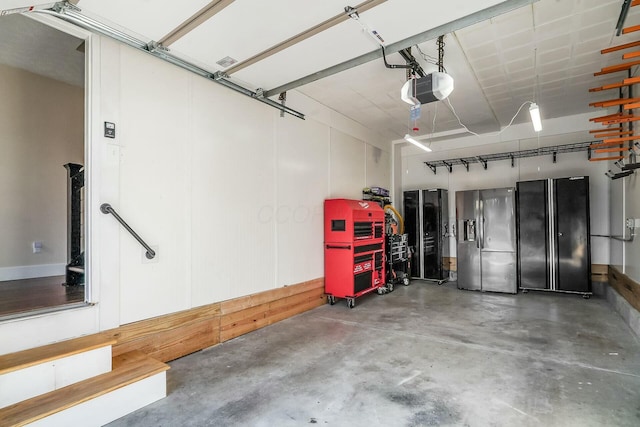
<box><xmin>399</xmin><ymin>124</ymin><xmax>610</xmax><ymax>265</ymax></box>
<box><xmin>627</xmin><ymin>176</ymin><xmax>640</xmax><ymax>282</ymax></box>
<box><xmin>108</xmin><ymin>40</ymin><xmax>391</xmax><ymax>323</ymax></box>
<box><xmin>0</xmin><ymin>64</ymin><xmax>83</xmax><ymax>280</ymax></box>
<box><xmin>117</xmin><ymin>47</ymin><xmax>192</xmax><ymax>321</ymax></box>
<box><xmin>274</xmin><ymin>117</ymin><xmax>328</xmax><ymax>288</ymax></box>
<box><xmin>610</xmin><ymin>172</ymin><xmax>640</xmax><ymax>283</ymax></box>
<box><xmin>0</xmin><ymin>24</ymin><xmax>391</xmax><ymax>353</ymax></box>
<box><xmin>189</xmin><ymin>70</ymin><xmax>278</xmax><ymax>308</ymax></box>
<box><xmin>366</xmin><ymin>145</ymin><xmax>391</xmax><ymax>189</ymax></box>
<box><xmin>609</xmin><ymin>178</ymin><xmax>625</xmax><ymax>270</ymax></box>
<box><xmin>329</xmin><ymin>129</ymin><xmax>366</xmax><ymax>198</ymax></box>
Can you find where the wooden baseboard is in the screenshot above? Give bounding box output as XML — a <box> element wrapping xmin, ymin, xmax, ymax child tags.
<box><xmin>443</xmin><ymin>257</ymin><xmax>456</xmax><ymax>272</ymax></box>
<box><xmin>105</xmin><ymin>278</ymin><xmax>325</xmax><ymax>362</ymax></box>
<box><xmin>443</xmin><ymin>258</ymin><xmax>605</xmax><ymax>281</ymax></box>
<box><xmin>592</xmin><ymin>264</ymin><xmax>608</xmax><ymax>282</ymax></box>
<box><xmin>608</xmin><ymin>266</ymin><xmax>640</xmax><ymax>312</ymax></box>
<box><xmin>220</xmin><ymin>283</ymin><xmax>325</xmax><ymax>342</ymax></box>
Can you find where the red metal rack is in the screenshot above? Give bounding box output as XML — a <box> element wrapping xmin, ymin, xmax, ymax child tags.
<box><xmin>324</xmin><ymin>199</ymin><xmax>386</xmax><ymax>308</ymax></box>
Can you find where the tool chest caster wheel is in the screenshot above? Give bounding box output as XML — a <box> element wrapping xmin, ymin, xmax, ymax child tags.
<box><xmin>328</xmin><ymin>295</ymin><xmax>336</xmax><ymax>305</ymax></box>
<box><xmin>403</xmin><ymin>277</ymin><xmax>410</xmax><ymax>286</ymax></box>
<box><xmin>582</xmin><ymin>294</ymin><xmax>591</xmax><ymax>299</ymax></box>
<box><xmin>347</xmin><ymin>298</ymin><xmax>355</xmax><ymax>309</ymax></box>
<box><xmin>387</xmin><ymin>283</ymin><xmax>394</xmax><ymax>292</ymax></box>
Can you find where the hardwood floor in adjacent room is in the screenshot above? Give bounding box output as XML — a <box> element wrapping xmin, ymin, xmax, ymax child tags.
<box><xmin>0</xmin><ymin>276</ymin><xmax>84</xmax><ymax>317</ymax></box>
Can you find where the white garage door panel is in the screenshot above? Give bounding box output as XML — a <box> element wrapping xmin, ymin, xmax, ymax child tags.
<box><xmin>232</xmin><ymin>20</ymin><xmax>377</xmax><ymax>90</ymax></box>
<box><xmin>76</xmin><ymin>0</ymin><xmax>212</xmax><ymax>41</ymax></box>
<box><xmin>231</xmin><ymin>0</ymin><xmax>509</xmax><ymax>90</ymax></box>
<box><xmin>75</xmin><ymin>0</ymin><xmax>510</xmax><ymax>92</ymax></box>
<box><xmin>172</xmin><ymin>0</ymin><xmax>350</xmax><ymax>73</ymax></box>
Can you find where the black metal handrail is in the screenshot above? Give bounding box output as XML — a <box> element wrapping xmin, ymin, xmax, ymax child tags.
<box><xmin>100</xmin><ymin>203</ymin><xmax>156</xmax><ymax>259</ymax></box>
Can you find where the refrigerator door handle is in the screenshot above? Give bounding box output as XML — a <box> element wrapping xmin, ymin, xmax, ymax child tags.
<box><xmin>479</xmin><ymin>200</ymin><xmax>484</xmax><ymax>249</ymax></box>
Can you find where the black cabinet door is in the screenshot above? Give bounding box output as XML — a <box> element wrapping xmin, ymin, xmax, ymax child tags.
<box><xmin>403</xmin><ymin>191</ymin><xmax>420</xmax><ymax>278</ymax></box>
<box><xmin>422</xmin><ymin>189</ymin><xmax>443</xmax><ymax>280</ymax></box>
<box><xmin>555</xmin><ymin>177</ymin><xmax>591</xmax><ymax>292</ymax></box>
<box><xmin>516</xmin><ymin>180</ymin><xmax>549</xmax><ymax>290</ymax></box>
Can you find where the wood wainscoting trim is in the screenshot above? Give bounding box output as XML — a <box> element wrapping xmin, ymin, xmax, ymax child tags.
<box><xmin>442</xmin><ymin>258</ymin><xmax>605</xmax><ymax>281</ymax></box>
<box><xmin>442</xmin><ymin>257</ymin><xmax>457</xmax><ymax>272</ymax></box>
<box><xmin>221</xmin><ymin>287</ymin><xmax>325</xmax><ymax>342</ymax></box>
<box><xmin>608</xmin><ymin>266</ymin><xmax>640</xmax><ymax>312</ymax></box>
<box><xmin>105</xmin><ymin>303</ymin><xmax>222</xmax><ymax>362</ymax></box>
<box><xmin>591</xmin><ymin>264</ymin><xmax>608</xmax><ymax>282</ymax></box>
<box><xmin>106</xmin><ymin>278</ymin><xmax>325</xmax><ymax>362</ymax></box>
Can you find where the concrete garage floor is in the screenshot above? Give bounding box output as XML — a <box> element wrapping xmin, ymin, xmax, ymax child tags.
<box><xmin>108</xmin><ymin>281</ymin><xmax>640</xmax><ymax>427</ymax></box>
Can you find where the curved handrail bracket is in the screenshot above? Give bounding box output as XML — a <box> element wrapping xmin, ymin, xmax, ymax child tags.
<box><xmin>100</xmin><ymin>203</ymin><xmax>156</xmax><ymax>259</ymax></box>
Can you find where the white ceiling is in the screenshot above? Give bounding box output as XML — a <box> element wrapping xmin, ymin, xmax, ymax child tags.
<box><xmin>0</xmin><ymin>13</ymin><xmax>84</xmax><ymax>87</ymax></box>
<box><xmin>299</xmin><ymin>0</ymin><xmax>640</xmax><ymax>141</ymax></box>
<box><xmin>1</xmin><ymin>0</ymin><xmax>639</xmax><ymax>143</ymax></box>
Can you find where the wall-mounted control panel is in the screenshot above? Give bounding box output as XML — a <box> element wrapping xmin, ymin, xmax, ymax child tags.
<box><xmin>104</xmin><ymin>121</ymin><xmax>116</xmax><ymax>138</ymax></box>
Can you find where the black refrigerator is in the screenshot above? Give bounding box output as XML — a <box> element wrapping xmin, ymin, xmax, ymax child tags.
<box><xmin>516</xmin><ymin>177</ymin><xmax>591</xmax><ymax>297</ymax></box>
<box><xmin>403</xmin><ymin>189</ymin><xmax>449</xmax><ymax>283</ymax></box>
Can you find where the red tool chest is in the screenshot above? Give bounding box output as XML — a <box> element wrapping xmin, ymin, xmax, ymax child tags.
<box><xmin>324</xmin><ymin>199</ymin><xmax>386</xmax><ymax>308</ymax></box>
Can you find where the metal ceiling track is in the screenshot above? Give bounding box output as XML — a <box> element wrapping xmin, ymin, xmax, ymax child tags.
<box><xmin>264</xmin><ymin>0</ymin><xmax>539</xmax><ymax>98</ymax></box>
<box><xmin>31</xmin><ymin>2</ymin><xmax>305</xmax><ymax>120</ymax></box>
<box><xmin>423</xmin><ymin>141</ymin><xmax>596</xmax><ymax>174</ymax></box>
<box><xmin>225</xmin><ymin>0</ymin><xmax>387</xmax><ymax>75</ymax></box>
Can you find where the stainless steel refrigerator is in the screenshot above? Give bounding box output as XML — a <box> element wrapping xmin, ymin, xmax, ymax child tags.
<box><xmin>403</xmin><ymin>189</ymin><xmax>449</xmax><ymax>282</ymax></box>
<box><xmin>516</xmin><ymin>177</ymin><xmax>591</xmax><ymax>296</ymax></box>
<box><xmin>456</xmin><ymin>188</ymin><xmax>517</xmax><ymax>294</ymax></box>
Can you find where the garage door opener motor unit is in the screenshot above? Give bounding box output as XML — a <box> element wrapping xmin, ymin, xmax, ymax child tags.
<box><xmin>324</xmin><ymin>199</ymin><xmax>386</xmax><ymax>308</ymax></box>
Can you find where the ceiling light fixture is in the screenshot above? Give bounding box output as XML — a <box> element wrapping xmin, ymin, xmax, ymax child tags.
<box><xmin>404</xmin><ymin>134</ymin><xmax>432</xmax><ymax>152</ymax></box>
<box><xmin>529</xmin><ymin>102</ymin><xmax>542</xmax><ymax>132</ymax></box>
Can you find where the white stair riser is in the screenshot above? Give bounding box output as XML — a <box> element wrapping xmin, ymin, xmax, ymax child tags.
<box><xmin>0</xmin><ymin>346</ymin><xmax>112</xmax><ymax>408</ymax></box>
<box><xmin>29</xmin><ymin>372</ymin><xmax>167</xmax><ymax>427</ymax></box>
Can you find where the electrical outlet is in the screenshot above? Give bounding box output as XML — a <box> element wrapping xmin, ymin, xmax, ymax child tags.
<box><xmin>32</xmin><ymin>241</ymin><xmax>42</xmax><ymax>253</ymax></box>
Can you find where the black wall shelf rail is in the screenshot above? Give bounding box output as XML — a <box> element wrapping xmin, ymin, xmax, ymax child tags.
<box><xmin>424</xmin><ymin>141</ymin><xmax>597</xmax><ymax>174</ymax></box>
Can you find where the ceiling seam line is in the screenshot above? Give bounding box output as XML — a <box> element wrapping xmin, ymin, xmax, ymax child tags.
<box><xmin>450</xmin><ymin>32</ymin><xmax>501</xmax><ymax>129</ymax></box>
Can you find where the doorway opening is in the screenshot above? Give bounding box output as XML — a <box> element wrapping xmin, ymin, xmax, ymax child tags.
<box><xmin>0</xmin><ymin>14</ymin><xmax>87</xmax><ymax>318</ymax></box>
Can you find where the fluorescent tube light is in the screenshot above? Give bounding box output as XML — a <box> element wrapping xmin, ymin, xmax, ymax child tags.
<box><xmin>404</xmin><ymin>134</ymin><xmax>432</xmax><ymax>152</ymax></box>
<box><xmin>529</xmin><ymin>102</ymin><xmax>542</xmax><ymax>132</ymax></box>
